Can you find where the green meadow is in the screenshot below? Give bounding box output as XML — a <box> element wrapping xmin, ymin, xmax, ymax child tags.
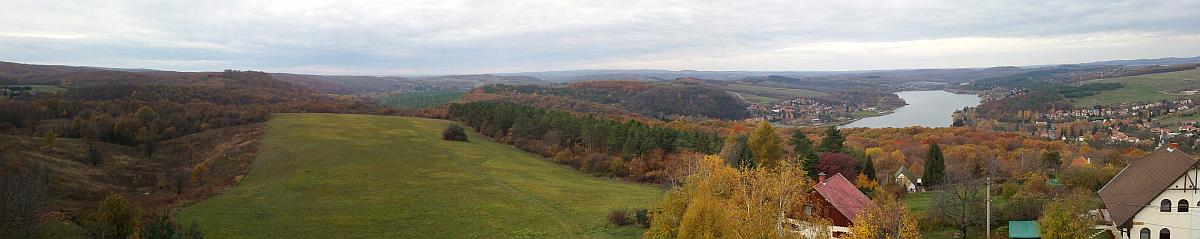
<box><xmin>1072</xmin><ymin>69</ymin><xmax>1200</xmax><ymax>107</ymax></box>
<box><xmin>179</xmin><ymin>114</ymin><xmax>662</xmax><ymax>238</ymax></box>
<box><xmin>377</xmin><ymin>90</ymin><xmax>466</xmax><ymax>109</ymax></box>
<box><xmin>726</xmin><ymin>84</ymin><xmax>830</xmax><ymax>99</ymax></box>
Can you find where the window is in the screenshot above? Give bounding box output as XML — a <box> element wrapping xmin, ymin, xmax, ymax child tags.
<box><xmin>1180</xmin><ymin>199</ymin><xmax>1190</xmax><ymax>212</ymax></box>
<box><xmin>1140</xmin><ymin>228</ymin><xmax>1150</xmax><ymax>239</ymax></box>
<box><xmin>1160</xmin><ymin>228</ymin><xmax>1171</xmax><ymax>239</ymax></box>
<box><xmin>1162</xmin><ymin>199</ymin><xmax>1173</xmax><ymax>212</ymax></box>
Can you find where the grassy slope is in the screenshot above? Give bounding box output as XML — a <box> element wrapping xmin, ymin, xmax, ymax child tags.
<box><xmin>378</xmin><ymin>90</ymin><xmax>466</xmax><ymax>109</ymax></box>
<box><xmin>178</xmin><ymin>114</ymin><xmax>661</xmax><ymax>238</ymax></box>
<box><xmin>1072</xmin><ymin>69</ymin><xmax>1200</xmax><ymax>107</ymax></box>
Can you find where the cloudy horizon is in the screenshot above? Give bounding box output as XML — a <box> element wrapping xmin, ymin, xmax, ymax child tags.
<box><xmin>2</xmin><ymin>0</ymin><xmax>1199</xmax><ymax>75</ymax></box>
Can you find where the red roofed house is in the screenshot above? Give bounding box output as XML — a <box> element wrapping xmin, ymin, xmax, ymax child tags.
<box><xmin>806</xmin><ymin>173</ymin><xmax>874</xmax><ymax>238</ymax></box>
<box><xmin>1070</xmin><ymin>155</ymin><xmax>1091</xmax><ymax>167</ymax></box>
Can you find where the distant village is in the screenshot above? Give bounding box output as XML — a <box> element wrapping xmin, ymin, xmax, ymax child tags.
<box><xmin>746</xmin><ymin>97</ymin><xmax>896</xmax><ymax>126</ymax></box>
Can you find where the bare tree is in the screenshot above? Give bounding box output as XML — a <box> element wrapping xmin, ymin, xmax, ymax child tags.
<box><xmin>173</xmin><ymin>170</ymin><xmax>190</xmax><ymax>195</ymax></box>
<box><xmin>0</xmin><ymin>167</ymin><xmax>51</xmax><ymax>236</ymax></box>
<box><xmin>932</xmin><ymin>175</ymin><xmax>986</xmax><ymax>237</ymax></box>
<box><xmin>87</xmin><ymin>140</ymin><xmax>103</xmax><ymax>166</ymax></box>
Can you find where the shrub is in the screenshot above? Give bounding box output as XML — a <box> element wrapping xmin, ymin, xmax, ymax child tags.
<box><xmin>96</xmin><ymin>195</ymin><xmax>139</xmax><ymax>239</ymax></box>
<box><xmin>140</xmin><ymin>213</ymin><xmax>176</xmax><ymax>239</ymax></box>
<box><xmin>634</xmin><ymin>209</ymin><xmax>650</xmax><ymax>228</ymax></box>
<box><xmin>139</xmin><ymin>211</ymin><xmax>205</xmax><ymax>239</ymax></box>
<box><xmin>608</xmin><ymin>209</ymin><xmax>628</xmax><ymax>226</ymax></box>
<box><xmin>442</xmin><ymin>124</ymin><xmax>468</xmax><ymax>142</ymax></box>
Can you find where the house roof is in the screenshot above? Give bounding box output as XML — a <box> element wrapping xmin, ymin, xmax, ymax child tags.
<box><xmin>894</xmin><ymin>165</ymin><xmax>916</xmax><ymax>182</ymax></box>
<box><xmin>1098</xmin><ymin>147</ymin><xmax>1196</xmax><ymax>227</ymax></box>
<box><xmin>1070</xmin><ymin>155</ymin><xmax>1089</xmax><ymax>167</ymax></box>
<box><xmin>1008</xmin><ymin>221</ymin><xmax>1041</xmax><ymax>239</ymax></box>
<box><xmin>813</xmin><ymin>173</ymin><xmax>873</xmax><ymax>222</ymax></box>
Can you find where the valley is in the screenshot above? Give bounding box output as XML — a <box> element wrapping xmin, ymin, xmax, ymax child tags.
<box><xmin>2</xmin><ymin>58</ymin><xmax>1199</xmax><ymax>239</ymax></box>
<box><xmin>6</xmin><ymin>2</ymin><xmax>1200</xmax><ymax>238</ymax></box>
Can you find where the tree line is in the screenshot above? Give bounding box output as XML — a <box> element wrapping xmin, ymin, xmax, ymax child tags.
<box><xmin>0</xmin><ymin>72</ymin><xmax>387</xmax><ymax>150</ymax></box>
<box><xmin>480</xmin><ymin>80</ymin><xmax>750</xmax><ymax>120</ymax></box>
<box><xmin>448</xmin><ymin>102</ymin><xmax>723</xmax><ymax>183</ymax></box>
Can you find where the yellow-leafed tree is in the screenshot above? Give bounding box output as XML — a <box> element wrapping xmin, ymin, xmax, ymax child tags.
<box><xmin>747</xmin><ymin>120</ymin><xmax>784</xmax><ymax>167</ymax></box>
<box><xmin>644</xmin><ymin>155</ymin><xmax>825</xmax><ymax>239</ymax></box>
<box><xmin>191</xmin><ymin>163</ymin><xmax>208</xmax><ymax>185</ymax></box>
<box><xmin>845</xmin><ymin>189</ymin><xmax>920</xmax><ymax>239</ymax></box>
<box><xmin>1038</xmin><ymin>193</ymin><xmax>1096</xmax><ymax>239</ymax></box>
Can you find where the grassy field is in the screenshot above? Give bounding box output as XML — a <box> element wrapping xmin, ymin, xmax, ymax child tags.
<box><xmin>377</xmin><ymin>90</ymin><xmax>466</xmax><ymax>109</ymax></box>
<box><xmin>2</xmin><ymin>85</ymin><xmax>67</xmax><ymax>98</ymax></box>
<box><xmin>725</xmin><ymin>84</ymin><xmax>829</xmax><ymax>99</ymax></box>
<box><xmin>904</xmin><ymin>191</ymin><xmax>1009</xmax><ymax>239</ymax></box>
<box><xmin>1072</xmin><ymin>69</ymin><xmax>1200</xmax><ymax>107</ymax></box>
<box><xmin>903</xmin><ymin>192</ymin><xmax>935</xmax><ymax>215</ymax></box>
<box><xmin>1152</xmin><ymin>107</ymin><xmax>1197</xmax><ymax>127</ymax></box>
<box><xmin>728</xmin><ymin>91</ymin><xmax>778</xmax><ymax>104</ymax></box>
<box><xmin>178</xmin><ymin>114</ymin><xmax>662</xmax><ymax>238</ymax></box>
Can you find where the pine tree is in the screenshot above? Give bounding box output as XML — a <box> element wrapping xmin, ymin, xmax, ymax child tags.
<box><xmin>790</xmin><ymin>130</ymin><xmax>819</xmax><ymax>178</ymax></box>
<box><xmin>817</xmin><ymin>126</ymin><xmax>843</xmax><ymax>153</ymax></box>
<box><xmin>721</xmin><ymin>136</ymin><xmax>755</xmax><ymax>169</ymax></box>
<box><xmin>923</xmin><ymin>143</ymin><xmax>945</xmax><ymax>186</ymax></box>
<box><xmin>863</xmin><ymin>156</ymin><xmax>876</xmax><ymax>181</ymax></box>
<box><xmin>1042</xmin><ymin>150</ymin><xmax>1062</xmax><ymax>171</ymax></box>
<box><xmin>790</xmin><ymin>130</ymin><xmax>815</xmax><ymax>159</ymax></box>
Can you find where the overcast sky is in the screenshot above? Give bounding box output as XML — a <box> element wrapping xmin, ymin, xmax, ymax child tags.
<box><xmin>1</xmin><ymin>0</ymin><xmax>1199</xmax><ymax>75</ymax></box>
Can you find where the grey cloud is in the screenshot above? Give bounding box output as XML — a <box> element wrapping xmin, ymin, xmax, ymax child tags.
<box><xmin>0</xmin><ymin>0</ymin><xmax>1198</xmax><ymax>74</ymax></box>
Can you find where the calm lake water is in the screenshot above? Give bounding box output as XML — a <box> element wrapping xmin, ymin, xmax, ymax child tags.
<box><xmin>842</xmin><ymin>90</ymin><xmax>981</xmax><ymax>128</ymax></box>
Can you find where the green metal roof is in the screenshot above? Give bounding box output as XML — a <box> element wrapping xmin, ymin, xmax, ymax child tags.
<box><xmin>1008</xmin><ymin>221</ymin><xmax>1041</xmax><ymax>239</ymax></box>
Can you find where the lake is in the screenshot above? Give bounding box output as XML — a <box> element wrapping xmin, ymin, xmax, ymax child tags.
<box><xmin>842</xmin><ymin>90</ymin><xmax>981</xmax><ymax>128</ymax></box>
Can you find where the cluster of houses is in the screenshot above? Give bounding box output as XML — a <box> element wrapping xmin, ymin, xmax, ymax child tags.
<box><xmin>794</xmin><ymin>143</ymin><xmax>1200</xmax><ymax>239</ymax></box>
<box><xmin>746</xmin><ymin>98</ymin><xmax>889</xmax><ymax>126</ymax></box>
<box><xmin>711</xmin><ymin>125</ymin><xmax>1196</xmax><ymax>239</ymax></box>
<box><xmin>1041</xmin><ymin>99</ymin><xmax>1195</xmax><ymax>122</ymax></box>
<box><xmin>975</xmin><ymin>87</ymin><xmax>1030</xmax><ymax>102</ymax></box>
<box><xmin>0</xmin><ymin>85</ymin><xmax>36</xmax><ymax>97</ymax></box>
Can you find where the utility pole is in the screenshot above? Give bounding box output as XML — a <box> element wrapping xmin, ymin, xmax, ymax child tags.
<box><xmin>986</xmin><ymin>176</ymin><xmax>991</xmax><ymax>239</ymax></box>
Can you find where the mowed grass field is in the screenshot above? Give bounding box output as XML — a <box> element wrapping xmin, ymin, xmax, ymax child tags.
<box><xmin>725</xmin><ymin>84</ymin><xmax>829</xmax><ymax>99</ymax></box>
<box><xmin>378</xmin><ymin>90</ymin><xmax>466</xmax><ymax>109</ymax></box>
<box><xmin>1072</xmin><ymin>69</ymin><xmax>1200</xmax><ymax>107</ymax></box>
<box><xmin>178</xmin><ymin>113</ymin><xmax>662</xmax><ymax>238</ymax></box>
<box><xmin>1</xmin><ymin>85</ymin><xmax>67</xmax><ymax>98</ymax></box>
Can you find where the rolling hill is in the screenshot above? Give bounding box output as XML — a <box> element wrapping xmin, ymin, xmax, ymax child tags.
<box><xmin>178</xmin><ymin>114</ymin><xmax>662</xmax><ymax>238</ymax></box>
<box><xmin>1072</xmin><ymin>69</ymin><xmax>1200</xmax><ymax>107</ymax></box>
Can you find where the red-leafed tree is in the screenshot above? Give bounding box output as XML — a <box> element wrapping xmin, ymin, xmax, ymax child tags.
<box><xmin>816</xmin><ymin>152</ymin><xmax>858</xmax><ymax>177</ymax></box>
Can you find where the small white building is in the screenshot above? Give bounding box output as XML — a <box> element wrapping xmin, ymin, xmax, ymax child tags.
<box><xmin>1099</xmin><ymin>145</ymin><xmax>1197</xmax><ymax>239</ymax></box>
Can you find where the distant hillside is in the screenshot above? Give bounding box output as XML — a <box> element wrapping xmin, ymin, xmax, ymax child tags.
<box><xmin>476</xmin><ymin>80</ymin><xmax>749</xmax><ymax>120</ymax></box>
<box><xmin>0</xmin><ymin>61</ymin><xmax>546</xmax><ymax>95</ymax></box>
<box><xmin>270</xmin><ymin>73</ymin><xmax>547</xmax><ymax>94</ymax></box>
<box><xmin>1083</xmin><ymin>56</ymin><xmax>1200</xmax><ymax>66</ymax></box>
<box><xmin>968</xmin><ymin>64</ymin><xmax>1199</xmax><ymax>90</ymax></box>
<box><xmin>1071</xmin><ymin>68</ymin><xmax>1200</xmax><ymax>107</ymax></box>
<box><xmin>495</xmin><ymin>69</ymin><xmax>830</xmax><ymax>82</ymax></box>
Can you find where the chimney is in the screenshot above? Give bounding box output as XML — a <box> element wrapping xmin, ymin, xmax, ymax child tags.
<box><xmin>818</xmin><ymin>172</ymin><xmax>826</xmax><ymax>184</ymax></box>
